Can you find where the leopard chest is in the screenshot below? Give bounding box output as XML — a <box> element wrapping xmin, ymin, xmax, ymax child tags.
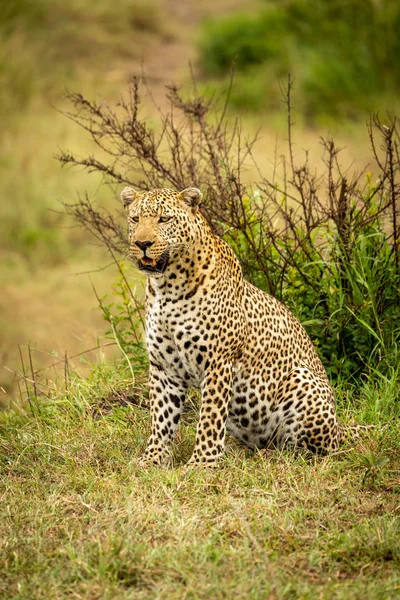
<box><xmin>145</xmin><ymin>296</ymin><xmax>213</xmax><ymax>386</ymax></box>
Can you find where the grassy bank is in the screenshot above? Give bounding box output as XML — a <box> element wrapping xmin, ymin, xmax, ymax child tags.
<box><xmin>1</xmin><ymin>361</ymin><xmax>399</xmax><ymax>599</ymax></box>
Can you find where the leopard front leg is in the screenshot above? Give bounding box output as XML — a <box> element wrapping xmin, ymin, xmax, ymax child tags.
<box><xmin>187</xmin><ymin>361</ymin><xmax>233</xmax><ymax>467</ymax></box>
<box><xmin>139</xmin><ymin>365</ymin><xmax>188</xmax><ymax>467</ymax></box>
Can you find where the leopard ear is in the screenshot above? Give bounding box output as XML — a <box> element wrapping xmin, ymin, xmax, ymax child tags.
<box><xmin>180</xmin><ymin>187</ymin><xmax>202</xmax><ymax>210</ymax></box>
<box><xmin>120</xmin><ymin>187</ymin><xmax>138</xmax><ymax>209</ymax></box>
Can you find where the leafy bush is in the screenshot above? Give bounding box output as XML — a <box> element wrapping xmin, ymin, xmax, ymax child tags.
<box><xmin>58</xmin><ymin>78</ymin><xmax>400</xmax><ymax>387</ymax></box>
<box><xmin>199</xmin><ymin>0</ymin><xmax>400</xmax><ymax>118</ymax></box>
<box><xmin>225</xmin><ymin>193</ymin><xmax>400</xmax><ymax>380</ymax></box>
<box><xmin>199</xmin><ymin>9</ymin><xmax>289</xmax><ymax>74</ymax></box>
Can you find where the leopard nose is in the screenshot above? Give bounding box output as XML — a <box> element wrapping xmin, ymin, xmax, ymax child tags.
<box><xmin>135</xmin><ymin>240</ymin><xmax>154</xmax><ymax>251</ymax></box>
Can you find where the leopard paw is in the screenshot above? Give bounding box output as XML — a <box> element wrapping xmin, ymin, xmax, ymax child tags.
<box><xmin>136</xmin><ymin>449</ymin><xmax>171</xmax><ymax>468</ymax></box>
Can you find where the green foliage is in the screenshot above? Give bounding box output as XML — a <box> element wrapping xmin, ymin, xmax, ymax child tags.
<box><xmin>200</xmin><ymin>9</ymin><xmax>289</xmax><ymax>74</ymax></box>
<box><xmin>95</xmin><ymin>263</ymin><xmax>147</xmax><ymax>375</ymax></box>
<box><xmin>360</xmin><ymin>451</ymin><xmax>390</xmax><ymax>488</ymax></box>
<box><xmin>103</xmin><ymin>179</ymin><xmax>400</xmax><ymax>385</ymax></box>
<box><xmin>288</xmin><ymin>229</ymin><xmax>399</xmax><ymax>381</ymax></box>
<box><xmin>199</xmin><ymin>0</ymin><xmax>400</xmax><ymax>118</ymax></box>
<box><xmin>227</xmin><ymin>188</ymin><xmax>400</xmax><ymax>383</ymax></box>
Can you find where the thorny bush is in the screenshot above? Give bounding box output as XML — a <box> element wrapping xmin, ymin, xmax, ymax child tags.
<box><xmin>57</xmin><ymin>76</ymin><xmax>400</xmax><ymax>384</ymax></box>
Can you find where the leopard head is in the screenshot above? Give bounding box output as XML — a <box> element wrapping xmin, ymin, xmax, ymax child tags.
<box><xmin>122</xmin><ymin>187</ymin><xmax>203</xmax><ymax>277</ymax></box>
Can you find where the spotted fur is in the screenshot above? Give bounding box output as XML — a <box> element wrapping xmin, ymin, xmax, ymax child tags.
<box><xmin>122</xmin><ymin>186</ymin><xmax>340</xmax><ymax>467</ymax></box>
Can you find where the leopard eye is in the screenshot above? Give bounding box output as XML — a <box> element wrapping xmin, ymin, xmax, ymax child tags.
<box><xmin>159</xmin><ymin>216</ymin><xmax>173</xmax><ymax>223</ymax></box>
<box><xmin>131</xmin><ymin>216</ymin><xmax>139</xmax><ymax>223</ymax></box>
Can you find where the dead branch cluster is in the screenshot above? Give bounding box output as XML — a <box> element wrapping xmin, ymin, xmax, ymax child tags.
<box><xmin>57</xmin><ymin>76</ymin><xmax>400</xmax><ymax>299</ymax></box>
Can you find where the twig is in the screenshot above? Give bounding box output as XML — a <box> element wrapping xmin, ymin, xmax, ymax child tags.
<box><xmin>18</xmin><ymin>345</ymin><xmax>34</xmax><ymax>415</ymax></box>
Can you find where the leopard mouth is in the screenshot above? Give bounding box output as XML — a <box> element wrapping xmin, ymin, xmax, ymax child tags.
<box><xmin>138</xmin><ymin>251</ymin><xmax>169</xmax><ymax>274</ymax></box>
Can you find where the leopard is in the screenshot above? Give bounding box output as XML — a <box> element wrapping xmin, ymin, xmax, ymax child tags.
<box><xmin>121</xmin><ymin>185</ymin><xmax>342</xmax><ymax>467</ymax></box>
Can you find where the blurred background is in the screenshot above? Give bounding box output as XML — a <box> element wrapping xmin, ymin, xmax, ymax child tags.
<box><xmin>1</xmin><ymin>0</ymin><xmax>399</xmax><ymax>400</ymax></box>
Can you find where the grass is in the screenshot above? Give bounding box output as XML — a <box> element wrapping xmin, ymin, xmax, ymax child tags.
<box><xmin>1</xmin><ymin>363</ymin><xmax>399</xmax><ymax>599</ymax></box>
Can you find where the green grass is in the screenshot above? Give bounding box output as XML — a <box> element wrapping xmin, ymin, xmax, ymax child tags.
<box><xmin>1</xmin><ymin>364</ymin><xmax>399</xmax><ymax>599</ymax></box>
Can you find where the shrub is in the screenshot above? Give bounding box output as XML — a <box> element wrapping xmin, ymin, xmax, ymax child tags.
<box><xmin>199</xmin><ymin>0</ymin><xmax>400</xmax><ymax>118</ymax></box>
<box><xmin>58</xmin><ymin>77</ymin><xmax>400</xmax><ymax>385</ymax></box>
<box><xmin>199</xmin><ymin>9</ymin><xmax>289</xmax><ymax>74</ymax></box>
